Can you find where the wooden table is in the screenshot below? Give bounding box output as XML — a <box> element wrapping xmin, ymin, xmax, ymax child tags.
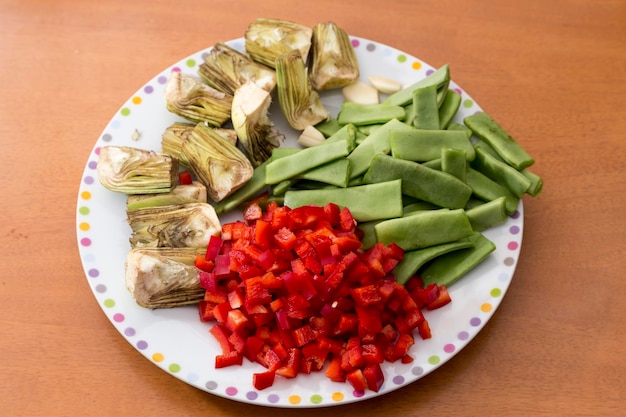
<box><xmin>2</xmin><ymin>0</ymin><xmax>624</xmax><ymax>415</ymax></box>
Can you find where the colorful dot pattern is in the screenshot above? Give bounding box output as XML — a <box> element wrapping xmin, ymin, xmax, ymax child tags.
<box><xmin>76</xmin><ymin>37</ymin><xmax>523</xmax><ymax>408</ymax></box>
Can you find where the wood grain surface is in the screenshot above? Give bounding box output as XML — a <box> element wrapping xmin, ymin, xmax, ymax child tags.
<box><xmin>1</xmin><ymin>0</ymin><xmax>624</xmax><ymax>415</ymax></box>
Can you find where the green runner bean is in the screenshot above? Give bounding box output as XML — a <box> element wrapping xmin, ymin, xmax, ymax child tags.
<box><xmin>363</xmin><ymin>154</ymin><xmax>472</xmax><ymax>209</ymax></box>
<box><xmin>471</xmin><ymin>147</ymin><xmax>532</xmax><ymax>198</ymax></box>
<box><xmin>409</xmin><ymin>85</ymin><xmax>440</xmax><ymax>129</ymax></box>
<box><xmin>374</xmin><ymin>208</ymin><xmax>475</xmax><ymax>250</ymax></box>
<box><xmin>465</xmin><ymin>196</ymin><xmax>508</xmax><ymax>231</ymax></box>
<box><xmin>390</xmin><ymin>129</ymin><xmax>475</xmax><ymax>162</ymax></box>
<box><xmin>337</xmin><ymin>102</ymin><xmax>406</xmax><ymax>126</ymax></box>
<box><xmin>438</xmin><ymin>89</ymin><xmax>462</xmax><ymax>129</ymax></box>
<box><xmin>441</xmin><ymin>147</ymin><xmax>467</xmax><ymax>182</ymax></box>
<box><xmin>382</xmin><ymin>64</ymin><xmax>450</xmax><ymax>107</ymax></box>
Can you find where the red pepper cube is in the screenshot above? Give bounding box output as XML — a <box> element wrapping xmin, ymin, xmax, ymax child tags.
<box><xmin>228</xmin><ymin>331</ymin><xmax>246</xmax><ymax>354</ymax></box>
<box><xmin>215</xmin><ymin>351</ymin><xmax>243</xmax><ymax>368</ymax></box>
<box><xmin>300</xmin><ymin>342</ymin><xmax>329</xmax><ymax>373</ymax></box>
<box><xmin>325</xmin><ymin>355</ymin><xmax>346</xmax><ymax>382</ymax></box>
<box><xmin>362</xmin><ymin>343</ymin><xmax>384</xmax><ymax>365</ymax></box>
<box><xmin>227</xmin><ymin>287</ymin><xmax>245</xmax><ymax>309</ymax></box>
<box><xmin>198</xmin><ymin>300</ymin><xmax>216</xmax><ymax>322</ymax></box>
<box><xmin>243</xmin><ymin>201</ymin><xmax>263</xmax><ymax>222</ymax></box>
<box><xmin>195</xmin><ymin>254</ymin><xmax>215</xmax><ymax>273</ymax></box>
<box><xmin>346</xmin><ymin>369</ymin><xmax>368</xmax><ymax>392</ymax></box>
<box><xmin>339</xmin><ymin>206</ymin><xmax>356</xmax><ymax>232</ymax></box>
<box><xmin>274</xmin><ymin>227</ymin><xmax>297</xmax><ymax>250</ymax></box>
<box><xmin>244</xmin><ymin>276</ymin><xmax>272</xmax><ymax>307</ymax></box>
<box><xmin>244</xmin><ymin>335</ymin><xmax>266</xmax><ymax>362</ymax></box>
<box><xmin>417</xmin><ymin>319</ymin><xmax>432</xmax><ymax>340</ymax></box>
<box><xmin>209</xmin><ymin>324</ymin><xmax>233</xmax><ymax>354</ymax></box>
<box><xmin>212</xmin><ymin>301</ymin><xmax>232</xmax><ymax>324</ymax></box>
<box><xmin>363</xmin><ymin>363</ymin><xmax>385</xmax><ymax>392</ymax></box>
<box><xmin>205</xmin><ymin>235</ymin><xmax>224</xmax><ymax>261</ymax></box>
<box><xmin>392</xmin><ymin>333</ymin><xmax>415</xmax><ymax>360</ymax></box>
<box><xmin>356</xmin><ymin>305</ymin><xmax>383</xmax><ymax>337</ymax></box>
<box><xmin>178</xmin><ymin>171</ymin><xmax>193</xmax><ymax>185</ymax></box>
<box><xmin>225</xmin><ymin>309</ymin><xmax>249</xmax><ymax>333</ymax></box>
<box><xmin>292</xmin><ymin>324</ymin><xmax>316</xmax><ymax>347</ymax></box>
<box><xmin>199</xmin><ymin>271</ymin><xmax>217</xmax><ymax>292</ymax></box>
<box><xmin>252</xmin><ymin>370</ymin><xmax>275</xmax><ymax>390</ymax></box>
<box><xmin>275</xmin><ymin>348</ymin><xmax>301</xmax><ymax>379</ymax></box>
<box><xmin>351</xmin><ymin>285</ymin><xmax>382</xmax><ymax>307</ymax></box>
<box><xmin>426</xmin><ymin>285</ymin><xmax>452</xmax><ymax>310</ymax></box>
<box><xmin>204</xmin><ymin>289</ymin><xmax>228</xmax><ymax>304</ymax></box>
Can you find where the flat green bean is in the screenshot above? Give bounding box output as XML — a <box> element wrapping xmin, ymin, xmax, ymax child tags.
<box><xmin>337</xmin><ymin>102</ymin><xmax>406</xmax><ymax>126</ymax></box>
<box><xmin>409</xmin><ymin>85</ymin><xmax>440</xmax><ymax>129</ymax></box>
<box><xmin>438</xmin><ymin>89</ymin><xmax>462</xmax><ymax>129</ymax></box>
<box><xmin>465</xmin><ymin>167</ymin><xmax>519</xmax><ymax>215</ymax></box>
<box><xmin>464</xmin><ymin>111</ymin><xmax>535</xmax><ymax>170</ymax></box>
<box><xmin>390</xmin><ymin>129</ymin><xmax>475</xmax><ymax>162</ymax></box>
<box><xmin>374</xmin><ymin>208</ymin><xmax>474</xmax><ymax>250</ymax></box>
<box><xmin>420</xmin><ymin>232</ymin><xmax>496</xmax><ymax>287</ymax></box>
<box><xmin>393</xmin><ymin>234</ymin><xmax>478</xmax><ymax>284</ymax></box>
<box><xmin>383</xmin><ymin>64</ymin><xmax>450</xmax><ymax>107</ymax></box>
<box><xmin>364</xmin><ymin>154</ymin><xmax>472</xmax><ymax>209</ymax></box>
<box><xmin>465</xmin><ymin>197</ymin><xmax>508</xmax><ymax>231</ymax></box>
<box><xmin>284</xmin><ymin>179</ymin><xmax>403</xmax><ymax>222</ymax></box>
<box><xmin>471</xmin><ymin>147</ymin><xmax>532</xmax><ymax>198</ymax></box>
<box><xmin>441</xmin><ymin>147</ymin><xmax>467</xmax><ymax>182</ymax></box>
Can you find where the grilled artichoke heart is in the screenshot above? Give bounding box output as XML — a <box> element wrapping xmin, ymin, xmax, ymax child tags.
<box><xmin>310</xmin><ymin>22</ymin><xmax>359</xmax><ymax>90</ymax></box>
<box><xmin>182</xmin><ymin>123</ymin><xmax>254</xmax><ymax>202</ymax></box>
<box><xmin>244</xmin><ymin>18</ymin><xmax>313</xmax><ymax>69</ymax></box>
<box><xmin>232</xmin><ymin>82</ymin><xmax>284</xmax><ymax>166</ymax></box>
<box><xmin>164</xmin><ymin>71</ymin><xmax>232</xmax><ymax>126</ymax></box>
<box><xmin>97</xmin><ymin>145</ymin><xmax>178</xmax><ymax>194</ymax></box>
<box><xmin>276</xmin><ymin>49</ymin><xmax>330</xmax><ymax>130</ymax></box>
<box><xmin>198</xmin><ymin>42</ymin><xmax>277</xmax><ymax>95</ymax></box>
<box><xmin>126</xmin><ymin>202</ymin><xmax>221</xmax><ymax>248</ymax></box>
<box><xmin>126</xmin><ymin>181</ymin><xmax>207</xmax><ymax>210</ymax></box>
<box><xmin>125</xmin><ymin>247</ymin><xmax>205</xmax><ymax>308</ymax></box>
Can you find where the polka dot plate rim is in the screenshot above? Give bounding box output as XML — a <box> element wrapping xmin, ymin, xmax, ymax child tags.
<box><xmin>76</xmin><ymin>36</ymin><xmax>523</xmax><ymax>408</ymax></box>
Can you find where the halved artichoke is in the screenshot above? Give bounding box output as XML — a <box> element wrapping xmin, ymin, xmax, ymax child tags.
<box><xmin>126</xmin><ymin>181</ymin><xmax>207</xmax><ymax>210</ymax></box>
<box><xmin>161</xmin><ymin>122</ymin><xmax>194</xmax><ymax>168</ymax></box>
<box><xmin>164</xmin><ymin>71</ymin><xmax>232</xmax><ymax>126</ymax></box>
<box><xmin>245</xmin><ymin>18</ymin><xmax>313</xmax><ymax>69</ymax></box>
<box><xmin>125</xmin><ymin>247</ymin><xmax>205</xmax><ymax>308</ymax></box>
<box><xmin>182</xmin><ymin>123</ymin><xmax>254</xmax><ymax>202</ymax></box>
<box><xmin>276</xmin><ymin>49</ymin><xmax>330</xmax><ymax>130</ymax></box>
<box><xmin>309</xmin><ymin>22</ymin><xmax>359</xmax><ymax>90</ymax></box>
<box><xmin>126</xmin><ymin>202</ymin><xmax>221</xmax><ymax>248</ymax></box>
<box><xmin>198</xmin><ymin>42</ymin><xmax>277</xmax><ymax>95</ymax></box>
<box><xmin>97</xmin><ymin>145</ymin><xmax>178</xmax><ymax>194</ymax></box>
<box><xmin>232</xmin><ymin>81</ymin><xmax>284</xmax><ymax>166</ymax></box>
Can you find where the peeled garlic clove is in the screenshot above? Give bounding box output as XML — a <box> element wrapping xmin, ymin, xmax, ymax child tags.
<box><xmin>368</xmin><ymin>75</ymin><xmax>403</xmax><ymax>94</ymax></box>
<box><xmin>342</xmin><ymin>81</ymin><xmax>379</xmax><ymax>105</ymax></box>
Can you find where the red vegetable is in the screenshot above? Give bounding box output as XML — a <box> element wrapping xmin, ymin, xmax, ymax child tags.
<box><xmin>178</xmin><ymin>171</ymin><xmax>193</xmax><ymax>185</ymax></box>
<box><xmin>198</xmin><ymin>202</ymin><xmax>451</xmax><ymax>392</ymax></box>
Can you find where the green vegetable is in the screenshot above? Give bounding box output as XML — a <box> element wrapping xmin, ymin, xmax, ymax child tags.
<box><xmin>284</xmin><ymin>180</ymin><xmax>403</xmax><ymax>222</ymax></box>
<box><xmin>471</xmin><ymin>147</ymin><xmax>532</xmax><ymax>198</ymax></box>
<box><xmin>265</xmin><ymin>134</ymin><xmax>355</xmax><ymax>184</ymax></box>
<box><xmin>409</xmin><ymin>85</ymin><xmax>440</xmax><ymax>129</ymax></box>
<box><xmin>270</xmin><ymin>147</ymin><xmax>351</xmax><ymax>187</ymax></box>
<box><xmin>438</xmin><ymin>89</ymin><xmax>462</xmax><ymax>129</ymax></box>
<box><xmin>465</xmin><ymin>197</ymin><xmax>508</xmax><ymax>231</ymax></box>
<box><xmin>447</xmin><ymin>122</ymin><xmax>473</xmax><ymax>138</ymax></box>
<box><xmin>213</xmin><ymin>159</ymin><xmax>270</xmax><ymax>214</ymax></box>
<box><xmin>393</xmin><ymin>234</ymin><xmax>477</xmax><ymax>284</ymax></box>
<box><xmin>363</xmin><ymin>154</ymin><xmax>472</xmax><ymax>209</ymax></box>
<box><xmin>337</xmin><ymin>102</ymin><xmax>406</xmax><ymax>126</ymax></box>
<box><xmin>390</xmin><ymin>128</ymin><xmax>475</xmax><ymax>162</ymax></box>
<box><xmin>374</xmin><ymin>208</ymin><xmax>475</xmax><ymax>250</ymax></box>
<box><xmin>441</xmin><ymin>147</ymin><xmax>467</xmax><ymax>182</ymax></box>
<box><xmin>347</xmin><ymin>118</ymin><xmax>409</xmax><ymax>179</ymax></box>
<box><xmin>464</xmin><ymin>111</ymin><xmax>535</xmax><ymax>170</ymax></box>
<box><xmin>420</xmin><ymin>232</ymin><xmax>496</xmax><ymax>287</ymax></box>
<box><xmin>382</xmin><ymin>64</ymin><xmax>450</xmax><ymax>107</ymax></box>
<box><xmin>465</xmin><ymin>167</ymin><xmax>520</xmax><ymax>215</ymax></box>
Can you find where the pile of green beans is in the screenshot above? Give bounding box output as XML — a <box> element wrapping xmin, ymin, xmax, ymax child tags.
<box><xmin>214</xmin><ymin>65</ymin><xmax>542</xmax><ymax>288</ymax></box>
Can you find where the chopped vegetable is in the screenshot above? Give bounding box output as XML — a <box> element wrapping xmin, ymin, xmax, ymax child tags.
<box><xmin>383</xmin><ymin>64</ymin><xmax>450</xmax><ymax>107</ymax></box>
<box><xmin>275</xmin><ymin>49</ymin><xmax>330</xmax><ymax>130</ymax></box>
<box><xmin>164</xmin><ymin>71</ymin><xmax>232</xmax><ymax>126</ymax></box>
<box><xmin>125</xmin><ymin>247</ymin><xmax>205</xmax><ymax>308</ymax></box>
<box><xmin>126</xmin><ymin>202</ymin><xmax>221</xmax><ymax>248</ymax></box>
<box><xmin>126</xmin><ymin>181</ymin><xmax>207</xmax><ymax>210</ymax></box>
<box><xmin>182</xmin><ymin>122</ymin><xmax>254</xmax><ymax>202</ymax></box>
<box><xmin>231</xmin><ymin>81</ymin><xmax>283</xmax><ymax>167</ymax></box>
<box><xmin>97</xmin><ymin>145</ymin><xmax>178</xmax><ymax>194</ymax></box>
<box><xmin>337</xmin><ymin>102</ymin><xmax>406</xmax><ymax>126</ymax></box>
<box><xmin>309</xmin><ymin>22</ymin><xmax>359</xmax><ymax>90</ymax></box>
<box><xmin>199</xmin><ymin>202</ymin><xmax>450</xmax><ymax>391</ymax></box>
<box><xmin>198</xmin><ymin>42</ymin><xmax>277</xmax><ymax>95</ymax></box>
<box><xmin>244</xmin><ymin>18</ymin><xmax>313</xmax><ymax>69</ymax></box>
<box><xmin>464</xmin><ymin>111</ymin><xmax>535</xmax><ymax>170</ymax></box>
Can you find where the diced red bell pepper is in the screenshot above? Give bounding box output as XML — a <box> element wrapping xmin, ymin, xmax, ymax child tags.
<box><xmin>363</xmin><ymin>363</ymin><xmax>384</xmax><ymax>392</ymax></box>
<box><xmin>178</xmin><ymin>171</ymin><xmax>193</xmax><ymax>185</ymax></box>
<box><xmin>195</xmin><ymin>254</ymin><xmax>215</xmax><ymax>273</ymax></box>
<box><xmin>275</xmin><ymin>348</ymin><xmax>301</xmax><ymax>378</ymax></box>
<box><xmin>198</xmin><ymin>300</ymin><xmax>216</xmax><ymax>322</ymax></box>
<box><xmin>325</xmin><ymin>355</ymin><xmax>345</xmax><ymax>382</ymax></box>
<box><xmin>346</xmin><ymin>369</ymin><xmax>368</xmax><ymax>392</ymax></box>
<box><xmin>426</xmin><ymin>285</ymin><xmax>452</xmax><ymax>310</ymax></box>
<box><xmin>252</xmin><ymin>370</ymin><xmax>275</xmax><ymax>390</ymax></box>
<box><xmin>215</xmin><ymin>351</ymin><xmax>243</xmax><ymax>368</ymax></box>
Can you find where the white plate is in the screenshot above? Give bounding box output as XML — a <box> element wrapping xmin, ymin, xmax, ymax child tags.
<box><xmin>76</xmin><ymin>36</ymin><xmax>523</xmax><ymax>408</ymax></box>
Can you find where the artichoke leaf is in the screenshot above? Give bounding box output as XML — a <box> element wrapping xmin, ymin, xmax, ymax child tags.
<box><xmin>276</xmin><ymin>49</ymin><xmax>330</xmax><ymax>130</ymax></box>
<box><xmin>126</xmin><ymin>202</ymin><xmax>221</xmax><ymax>248</ymax></box>
<box><xmin>245</xmin><ymin>18</ymin><xmax>313</xmax><ymax>69</ymax></box>
<box><xmin>182</xmin><ymin>123</ymin><xmax>254</xmax><ymax>202</ymax></box>
<box><xmin>310</xmin><ymin>22</ymin><xmax>360</xmax><ymax>90</ymax></box>
<box><xmin>232</xmin><ymin>82</ymin><xmax>284</xmax><ymax>167</ymax></box>
<box><xmin>164</xmin><ymin>72</ymin><xmax>232</xmax><ymax>126</ymax></box>
<box><xmin>126</xmin><ymin>181</ymin><xmax>208</xmax><ymax>210</ymax></box>
<box><xmin>125</xmin><ymin>247</ymin><xmax>205</xmax><ymax>309</ymax></box>
<box><xmin>199</xmin><ymin>42</ymin><xmax>277</xmax><ymax>95</ymax></box>
<box><xmin>97</xmin><ymin>145</ymin><xmax>178</xmax><ymax>194</ymax></box>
